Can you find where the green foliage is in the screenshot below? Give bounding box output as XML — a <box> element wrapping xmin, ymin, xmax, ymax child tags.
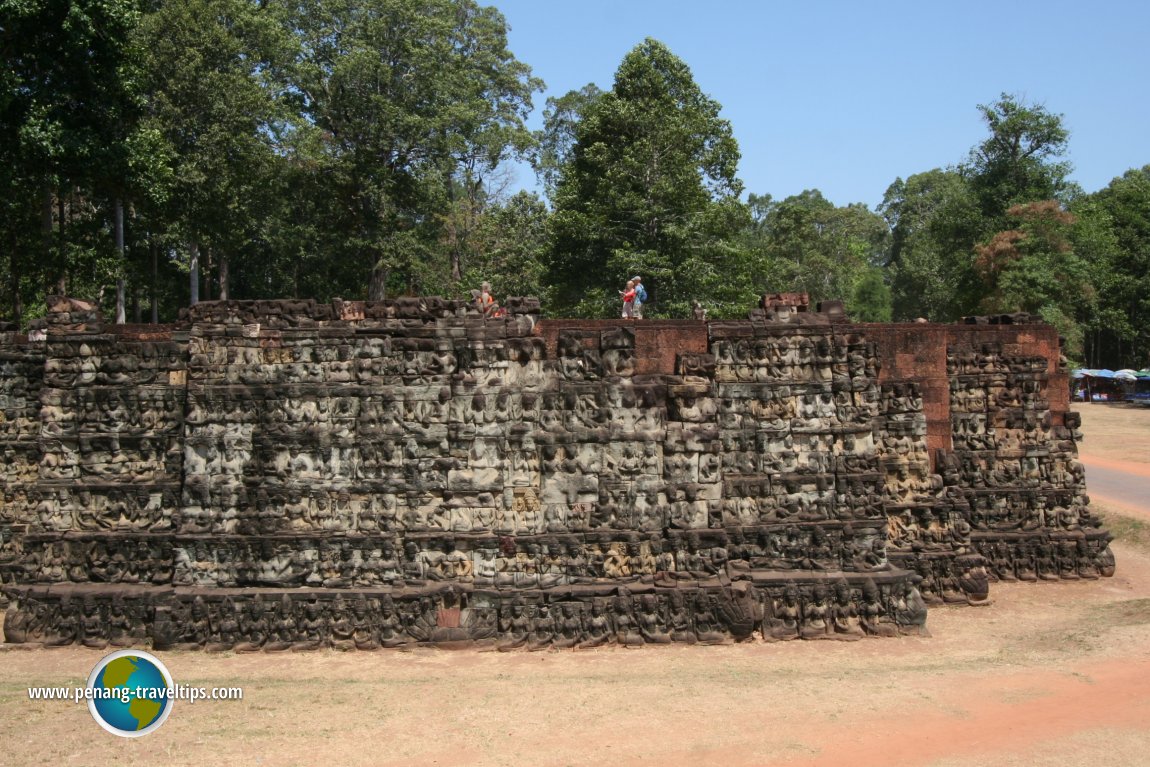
<box><xmin>1073</xmin><ymin>166</ymin><xmax>1150</xmax><ymax>367</ymax></box>
<box><xmin>849</xmin><ymin>268</ymin><xmax>892</xmax><ymax>322</ymax></box>
<box><xmin>974</xmin><ymin>200</ymin><xmax>1091</xmax><ymax>318</ymax></box>
<box><xmin>880</xmin><ymin>170</ymin><xmax>983</xmax><ymax>321</ymax></box>
<box><xmin>882</xmin><ymin>95</ymin><xmax>1076</xmax><ymax>324</ymax></box>
<box><xmin>1038</xmin><ymin>304</ymin><xmax>1083</xmax><ymax>365</ymax></box>
<box><xmin>965</xmin><ymin>93</ymin><xmax>1073</xmax><ymax>220</ymax></box>
<box><xmin>1</xmin><ymin>0</ymin><xmax>143</xmax><ymax>176</ymax></box>
<box><xmin>548</xmin><ymin>38</ymin><xmax>749</xmax><ymax>318</ymax></box>
<box><xmin>967</xmin><ymin>196</ymin><xmax>1100</xmax><ymax>364</ymax></box>
<box><xmin>745</xmin><ymin>190</ymin><xmax>890</xmax><ymax>307</ymax></box>
<box><xmin>0</xmin><ymin>0</ymin><xmax>543</xmax><ymax>322</ymax></box>
<box><xmin>461</xmin><ymin>190</ymin><xmax>549</xmax><ymax>300</ymax></box>
<box><xmin>534</xmin><ymin>83</ymin><xmax>602</xmax><ymax>198</ymax></box>
<box><xmin>4</xmin><ymin>17</ymin><xmax>1150</xmax><ymax>355</ymax></box>
<box><xmin>135</xmin><ymin>0</ymin><xmax>291</xmax><ymax>305</ymax></box>
<box><xmin>0</xmin><ymin>0</ymin><xmax>149</xmax><ymax>319</ymax></box>
<box><xmin>280</xmin><ymin>0</ymin><xmax>542</xmax><ymax>300</ymax></box>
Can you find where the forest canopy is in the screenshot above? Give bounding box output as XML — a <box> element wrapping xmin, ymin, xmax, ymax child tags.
<box><xmin>2</xmin><ymin>1</ymin><xmax>1148</xmax><ymax>367</ymax></box>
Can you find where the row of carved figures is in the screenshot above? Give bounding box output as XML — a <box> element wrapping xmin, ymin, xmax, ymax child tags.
<box><xmin>973</xmin><ymin>536</ymin><xmax>1114</xmax><ymax>582</ymax></box>
<box><xmin>946</xmin><ymin>348</ymin><xmax>1048</xmax><ymax>375</ymax></box>
<box><xmin>16</xmin><ymin>526</ymin><xmax>894</xmax><ymax>587</ymax></box>
<box><xmin>2</xmin><ymin>579</ymin><xmax>928</xmax><ymax>650</ymax></box>
<box><xmin>25</xmin><ymin>481</ymin><xmax>907</xmax><ymax>534</ymax></box>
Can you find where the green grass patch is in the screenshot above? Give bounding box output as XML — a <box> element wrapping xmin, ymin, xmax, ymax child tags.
<box><xmin>1097</xmin><ymin>509</ymin><xmax>1150</xmax><ymax>550</ymax></box>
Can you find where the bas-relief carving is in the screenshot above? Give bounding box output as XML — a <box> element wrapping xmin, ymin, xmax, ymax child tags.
<box><xmin>0</xmin><ymin>300</ymin><xmax>1111</xmax><ymax>647</ymax></box>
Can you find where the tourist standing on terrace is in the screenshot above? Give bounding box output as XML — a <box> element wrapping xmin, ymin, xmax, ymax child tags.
<box><xmin>632</xmin><ymin>276</ymin><xmax>647</xmax><ymax>319</ymax></box>
<box><xmin>620</xmin><ymin>280</ymin><xmax>636</xmax><ymax>319</ymax></box>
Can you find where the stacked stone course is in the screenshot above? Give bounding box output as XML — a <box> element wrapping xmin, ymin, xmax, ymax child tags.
<box><xmin>944</xmin><ymin>339</ymin><xmax>1110</xmax><ymax>585</ymax></box>
<box><xmin>0</xmin><ymin>324</ymin><xmax>44</xmax><ymax>602</ymax></box>
<box><xmin>0</xmin><ymin>296</ymin><xmax>1110</xmax><ymax>650</ymax></box>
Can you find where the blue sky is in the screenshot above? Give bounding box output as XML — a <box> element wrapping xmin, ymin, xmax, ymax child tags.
<box><xmin>494</xmin><ymin>0</ymin><xmax>1150</xmax><ymax>209</ymax></box>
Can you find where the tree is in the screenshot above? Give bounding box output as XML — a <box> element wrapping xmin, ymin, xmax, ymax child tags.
<box><xmin>879</xmin><ymin>170</ymin><xmax>983</xmax><ymax>321</ymax></box>
<box><xmin>534</xmin><ymin>83</ymin><xmax>602</xmax><ymax>198</ymax></box>
<box><xmin>1074</xmin><ymin>166</ymin><xmax>1150</xmax><ymax>367</ymax></box>
<box><xmin>280</xmin><ymin>0</ymin><xmax>541</xmax><ymax>300</ymax></box>
<box><xmin>974</xmin><ymin>200</ymin><xmax>1075</xmax><ymax>310</ymax></box>
<box><xmin>462</xmin><ymin>190</ymin><xmax>549</xmax><ymax>299</ymax></box>
<box><xmin>964</xmin><ymin>93</ymin><xmax>1074</xmax><ymax>223</ymax></box>
<box><xmin>973</xmin><ymin>200</ymin><xmax>1093</xmax><ymax>360</ymax></box>
<box><xmin>850</xmin><ymin>268</ymin><xmax>893</xmax><ymax>322</ymax></box>
<box><xmin>136</xmin><ymin>0</ymin><xmax>291</xmax><ymax>306</ymax></box>
<box><xmin>880</xmin><ymin>96</ymin><xmax>1075</xmax><ymax>323</ymax></box>
<box><xmin>1</xmin><ymin>0</ymin><xmax>149</xmax><ymax>320</ymax></box>
<box><xmin>548</xmin><ymin>38</ymin><xmax>749</xmax><ymax>317</ymax></box>
<box><xmin>746</xmin><ymin>190</ymin><xmax>890</xmax><ymax>309</ymax></box>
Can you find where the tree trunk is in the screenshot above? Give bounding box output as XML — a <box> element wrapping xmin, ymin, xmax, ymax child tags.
<box><xmin>448</xmin><ymin>180</ymin><xmax>463</xmax><ymax>283</ymax></box>
<box><xmin>12</xmin><ymin>276</ymin><xmax>22</xmax><ymax>326</ymax></box>
<box><xmin>115</xmin><ymin>279</ymin><xmax>126</xmax><ymax>323</ymax></box>
<box><xmin>41</xmin><ymin>182</ymin><xmax>63</xmax><ymax>294</ymax></box>
<box><xmin>150</xmin><ymin>235</ymin><xmax>159</xmax><ymax>323</ymax></box>
<box><xmin>114</xmin><ymin>198</ymin><xmax>126</xmax><ymax>324</ymax></box>
<box><xmin>368</xmin><ymin>264</ymin><xmax>388</xmax><ymax>301</ymax></box>
<box><xmin>8</xmin><ymin>230</ymin><xmax>21</xmax><ymax>326</ymax></box>
<box><xmin>58</xmin><ymin>193</ymin><xmax>66</xmax><ymax>257</ymax></box>
<box><xmin>219</xmin><ymin>253</ymin><xmax>229</xmax><ymax>301</ymax></box>
<box><xmin>189</xmin><ymin>242</ymin><xmax>200</xmax><ymax>305</ymax></box>
<box><xmin>204</xmin><ymin>247</ymin><xmax>213</xmax><ymax>301</ymax></box>
<box><xmin>41</xmin><ymin>184</ymin><xmax>53</xmax><ymax>251</ymax></box>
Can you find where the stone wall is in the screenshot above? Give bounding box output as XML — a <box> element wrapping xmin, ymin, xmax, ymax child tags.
<box><xmin>0</xmin><ymin>327</ymin><xmax>44</xmax><ymax>601</ymax></box>
<box><xmin>0</xmin><ymin>298</ymin><xmax>1109</xmax><ymax>650</ymax></box>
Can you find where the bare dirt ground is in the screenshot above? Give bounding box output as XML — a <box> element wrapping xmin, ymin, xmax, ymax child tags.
<box><xmin>2</xmin><ymin>403</ymin><xmax>1150</xmax><ymax>766</ymax></box>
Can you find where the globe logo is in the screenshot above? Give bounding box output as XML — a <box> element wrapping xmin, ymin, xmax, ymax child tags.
<box><xmin>85</xmin><ymin>650</ymin><xmax>174</xmax><ymax>737</ymax></box>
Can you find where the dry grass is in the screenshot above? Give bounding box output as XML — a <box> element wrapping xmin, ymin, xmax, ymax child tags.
<box><xmin>1074</xmin><ymin>402</ymin><xmax>1150</xmax><ymax>465</ymax></box>
<box><xmin>1098</xmin><ymin>509</ymin><xmax>1150</xmax><ymax>550</ymax></box>
<box><xmin>1</xmin><ymin>405</ymin><xmax>1149</xmax><ymax>765</ymax></box>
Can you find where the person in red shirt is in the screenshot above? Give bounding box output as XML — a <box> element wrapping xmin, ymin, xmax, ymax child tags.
<box><xmin>620</xmin><ymin>280</ymin><xmax>636</xmax><ymax>319</ymax></box>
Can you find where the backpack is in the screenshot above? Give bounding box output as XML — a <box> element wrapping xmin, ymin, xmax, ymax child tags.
<box><xmin>635</xmin><ymin>283</ymin><xmax>647</xmax><ymax>303</ymax></box>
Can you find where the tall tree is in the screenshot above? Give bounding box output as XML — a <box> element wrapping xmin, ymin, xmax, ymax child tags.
<box><xmin>960</xmin><ymin>97</ymin><xmax>1089</xmax><ymax>348</ymax></box>
<box><xmin>1074</xmin><ymin>166</ymin><xmax>1150</xmax><ymax>367</ymax></box>
<box><xmin>136</xmin><ymin>0</ymin><xmax>291</xmax><ymax>306</ymax></box>
<box><xmin>548</xmin><ymin>38</ymin><xmax>749</xmax><ymax>318</ymax></box>
<box><xmin>747</xmin><ymin>189</ymin><xmax>890</xmax><ymax>312</ymax></box>
<box><xmin>964</xmin><ymin>93</ymin><xmax>1074</xmax><ymax>223</ymax></box>
<box><xmin>1</xmin><ymin>0</ymin><xmax>148</xmax><ymax>317</ymax></box>
<box><xmin>534</xmin><ymin>83</ymin><xmax>602</xmax><ymax>198</ymax></box>
<box><xmin>881</xmin><ymin>95</ymin><xmax>1075</xmax><ymax>323</ymax></box>
<box><xmin>880</xmin><ymin>170</ymin><xmax>982</xmax><ymax>321</ymax></box>
<box><xmin>973</xmin><ymin>200</ymin><xmax>1093</xmax><ymax>359</ymax></box>
<box><xmin>974</xmin><ymin>201</ymin><xmax>1089</xmax><ymax>313</ymax></box>
<box><xmin>281</xmin><ymin>0</ymin><xmax>541</xmax><ymax>300</ymax></box>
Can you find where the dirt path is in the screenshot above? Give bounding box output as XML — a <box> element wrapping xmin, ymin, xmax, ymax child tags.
<box><xmin>1074</xmin><ymin>402</ymin><xmax>1150</xmax><ymax>466</ymax></box>
<box><xmin>1080</xmin><ymin>458</ymin><xmax>1150</xmax><ymax>521</ymax></box>
<box><xmin>1076</xmin><ymin>403</ymin><xmax>1150</xmax><ymax>521</ymax></box>
<box><xmin>2</xmin><ymin>404</ymin><xmax>1149</xmax><ymax>766</ymax></box>
<box><xmin>5</xmin><ymin>541</ymin><xmax>1150</xmax><ymax>767</ymax></box>
<box><xmin>779</xmin><ymin>656</ymin><xmax>1150</xmax><ymax>767</ymax></box>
